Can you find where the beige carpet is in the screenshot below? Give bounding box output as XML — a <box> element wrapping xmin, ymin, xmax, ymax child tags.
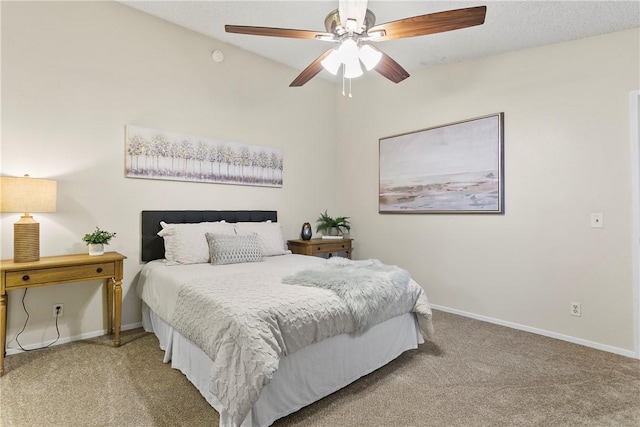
<box><xmin>1</xmin><ymin>310</ymin><xmax>639</xmax><ymax>426</ymax></box>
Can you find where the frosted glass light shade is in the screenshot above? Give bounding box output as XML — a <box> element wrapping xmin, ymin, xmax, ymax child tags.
<box><xmin>344</xmin><ymin>59</ymin><xmax>363</xmax><ymax>78</ymax></box>
<box><xmin>338</xmin><ymin>39</ymin><xmax>359</xmax><ymax>62</ymax></box>
<box><xmin>321</xmin><ymin>49</ymin><xmax>342</xmax><ymax>75</ymax></box>
<box><xmin>359</xmin><ymin>44</ymin><xmax>382</xmax><ymax>70</ymax></box>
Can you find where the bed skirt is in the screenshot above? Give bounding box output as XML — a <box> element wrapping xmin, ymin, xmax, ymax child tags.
<box><xmin>142</xmin><ymin>303</ymin><xmax>422</xmax><ymax>427</ymax></box>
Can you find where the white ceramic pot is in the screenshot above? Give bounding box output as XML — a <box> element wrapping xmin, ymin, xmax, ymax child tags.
<box><xmin>88</xmin><ymin>243</ymin><xmax>104</xmax><ymax>256</ymax></box>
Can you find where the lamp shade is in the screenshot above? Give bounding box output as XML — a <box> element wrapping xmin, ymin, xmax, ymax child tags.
<box><xmin>320</xmin><ymin>49</ymin><xmax>342</xmax><ymax>75</ymax></box>
<box><xmin>0</xmin><ymin>175</ymin><xmax>57</xmax><ymax>213</ymax></box>
<box><xmin>343</xmin><ymin>59</ymin><xmax>363</xmax><ymax>79</ymax></box>
<box><xmin>338</xmin><ymin>39</ymin><xmax>359</xmax><ymax>63</ymax></box>
<box><xmin>359</xmin><ymin>44</ymin><xmax>382</xmax><ymax>71</ymax></box>
<box><xmin>1</xmin><ymin>175</ymin><xmax>57</xmax><ymax>262</ymax></box>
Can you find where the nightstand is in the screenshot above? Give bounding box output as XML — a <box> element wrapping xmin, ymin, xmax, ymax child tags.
<box><xmin>0</xmin><ymin>251</ymin><xmax>126</xmax><ymax>376</ymax></box>
<box><xmin>287</xmin><ymin>238</ymin><xmax>352</xmax><ymax>259</ymax></box>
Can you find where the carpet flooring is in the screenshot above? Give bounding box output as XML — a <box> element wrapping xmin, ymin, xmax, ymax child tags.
<box><xmin>1</xmin><ymin>310</ymin><xmax>639</xmax><ymax>426</ymax></box>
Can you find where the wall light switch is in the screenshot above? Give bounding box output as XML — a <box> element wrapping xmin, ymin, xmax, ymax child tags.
<box><xmin>590</xmin><ymin>213</ymin><xmax>604</xmax><ymax>228</ymax></box>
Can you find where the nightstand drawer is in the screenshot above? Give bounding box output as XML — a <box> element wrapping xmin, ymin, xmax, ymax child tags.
<box><xmin>5</xmin><ymin>262</ymin><xmax>115</xmax><ymax>288</ymax></box>
<box><xmin>288</xmin><ymin>238</ymin><xmax>352</xmax><ymax>259</ymax></box>
<box><xmin>311</xmin><ymin>242</ymin><xmax>350</xmax><ymax>254</ymax></box>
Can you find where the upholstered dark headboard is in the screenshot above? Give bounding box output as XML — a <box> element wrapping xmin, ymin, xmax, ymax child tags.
<box><xmin>141</xmin><ymin>210</ymin><xmax>278</xmax><ymax>262</ymax></box>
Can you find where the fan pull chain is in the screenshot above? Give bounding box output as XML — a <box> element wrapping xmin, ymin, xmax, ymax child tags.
<box><xmin>339</xmin><ymin>66</ymin><xmax>353</xmax><ymax>98</ymax></box>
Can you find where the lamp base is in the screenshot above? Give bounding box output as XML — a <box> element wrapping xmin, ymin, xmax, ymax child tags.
<box><xmin>14</xmin><ymin>216</ymin><xmax>40</xmax><ymax>263</ymax></box>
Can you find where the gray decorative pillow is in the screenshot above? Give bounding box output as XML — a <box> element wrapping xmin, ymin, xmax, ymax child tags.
<box><xmin>206</xmin><ymin>232</ymin><xmax>263</xmax><ymax>265</ymax></box>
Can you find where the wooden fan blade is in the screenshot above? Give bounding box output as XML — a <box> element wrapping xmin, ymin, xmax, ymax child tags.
<box><xmin>339</xmin><ymin>0</ymin><xmax>369</xmax><ymax>30</ymax></box>
<box><xmin>225</xmin><ymin>25</ymin><xmax>332</xmax><ymax>40</ymax></box>
<box><xmin>290</xmin><ymin>49</ymin><xmax>335</xmax><ymax>87</ymax></box>
<box><xmin>368</xmin><ymin>5</ymin><xmax>486</xmax><ymax>41</ymax></box>
<box><xmin>374</xmin><ymin>52</ymin><xmax>410</xmax><ymax>84</ymax></box>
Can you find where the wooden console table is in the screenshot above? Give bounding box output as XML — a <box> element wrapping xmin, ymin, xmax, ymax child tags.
<box><xmin>0</xmin><ymin>251</ymin><xmax>126</xmax><ymax>376</ymax></box>
<box><xmin>288</xmin><ymin>238</ymin><xmax>353</xmax><ymax>259</ymax></box>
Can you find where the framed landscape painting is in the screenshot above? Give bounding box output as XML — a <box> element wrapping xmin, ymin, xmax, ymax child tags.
<box><xmin>125</xmin><ymin>125</ymin><xmax>283</xmax><ymax>188</ymax></box>
<box><xmin>379</xmin><ymin>113</ymin><xmax>504</xmax><ymax>214</ymax></box>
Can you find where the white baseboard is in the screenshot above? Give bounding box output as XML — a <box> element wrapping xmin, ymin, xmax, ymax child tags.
<box><xmin>5</xmin><ymin>321</ymin><xmax>143</xmax><ymax>356</ymax></box>
<box><xmin>431</xmin><ymin>304</ymin><xmax>638</xmax><ymax>359</ymax></box>
<box><xmin>8</xmin><ymin>308</ymin><xmax>638</xmax><ymax>359</ymax></box>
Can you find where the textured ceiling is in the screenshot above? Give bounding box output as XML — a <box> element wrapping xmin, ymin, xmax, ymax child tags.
<box><xmin>119</xmin><ymin>1</ymin><xmax>640</xmax><ymax>82</ymax></box>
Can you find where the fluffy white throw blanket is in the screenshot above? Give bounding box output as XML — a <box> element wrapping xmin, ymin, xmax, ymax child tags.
<box><xmin>283</xmin><ymin>257</ymin><xmax>414</xmax><ymax>334</ymax></box>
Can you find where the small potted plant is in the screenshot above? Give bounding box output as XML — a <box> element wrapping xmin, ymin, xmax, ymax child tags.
<box><xmin>82</xmin><ymin>227</ymin><xmax>116</xmax><ymax>256</ymax></box>
<box><xmin>316</xmin><ymin>210</ymin><xmax>351</xmax><ymax>237</ymax></box>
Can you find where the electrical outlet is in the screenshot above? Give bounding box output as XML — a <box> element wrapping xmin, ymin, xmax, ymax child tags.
<box><xmin>53</xmin><ymin>304</ymin><xmax>64</xmax><ymax>318</ymax></box>
<box><xmin>570</xmin><ymin>302</ymin><xmax>581</xmax><ymax>317</ymax></box>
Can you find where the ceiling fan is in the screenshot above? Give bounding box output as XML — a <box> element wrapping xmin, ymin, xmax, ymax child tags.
<box><xmin>225</xmin><ymin>0</ymin><xmax>487</xmax><ymax>88</ymax></box>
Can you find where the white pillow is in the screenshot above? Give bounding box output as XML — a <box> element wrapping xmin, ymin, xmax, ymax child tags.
<box><xmin>206</xmin><ymin>233</ymin><xmax>263</xmax><ymax>265</ymax></box>
<box><xmin>158</xmin><ymin>221</ymin><xmax>236</xmax><ymax>265</ymax></box>
<box><xmin>234</xmin><ymin>222</ymin><xmax>288</xmax><ymax>256</ymax></box>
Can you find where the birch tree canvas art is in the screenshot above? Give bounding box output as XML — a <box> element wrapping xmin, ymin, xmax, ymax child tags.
<box><xmin>125</xmin><ymin>126</ymin><xmax>283</xmax><ymax>187</ymax></box>
<box><xmin>379</xmin><ymin>113</ymin><xmax>504</xmax><ymax>213</ymax></box>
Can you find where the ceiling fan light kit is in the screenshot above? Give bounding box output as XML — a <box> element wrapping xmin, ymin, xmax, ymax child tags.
<box><xmin>224</xmin><ymin>1</ymin><xmax>487</xmax><ymax>89</ymax></box>
<box><xmin>320</xmin><ymin>39</ymin><xmax>382</xmax><ymax>77</ymax></box>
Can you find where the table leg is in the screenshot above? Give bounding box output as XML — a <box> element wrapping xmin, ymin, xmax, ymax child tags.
<box><xmin>114</xmin><ymin>278</ymin><xmax>122</xmax><ymax>347</ymax></box>
<box><xmin>106</xmin><ymin>278</ymin><xmax>113</xmax><ymax>335</ymax></box>
<box><xmin>0</xmin><ymin>292</ymin><xmax>6</xmax><ymax>376</ymax></box>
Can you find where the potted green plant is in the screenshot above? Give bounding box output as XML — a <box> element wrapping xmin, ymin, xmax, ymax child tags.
<box><xmin>82</xmin><ymin>227</ymin><xmax>116</xmax><ymax>256</ymax></box>
<box><xmin>316</xmin><ymin>210</ymin><xmax>351</xmax><ymax>237</ymax></box>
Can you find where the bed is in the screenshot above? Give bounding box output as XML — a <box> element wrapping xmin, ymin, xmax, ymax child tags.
<box><xmin>137</xmin><ymin>210</ymin><xmax>433</xmax><ymax>427</ymax></box>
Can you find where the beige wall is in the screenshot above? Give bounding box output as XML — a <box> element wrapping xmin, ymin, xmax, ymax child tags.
<box><xmin>0</xmin><ymin>1</ymin><xmax>337</xmax><ymax>349</ymax></box>
<box><xmin>335</xmin><ymin>29</ymin><xmax>640</xmax><ymax>354</ymax></box>
<box><xmin>2</xmin><ymin>1</ymin><xmax>639</xmax><ymax>356</ymax></box>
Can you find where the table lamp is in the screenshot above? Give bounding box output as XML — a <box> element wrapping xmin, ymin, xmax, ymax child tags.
<box><xmin>0</xmin><ymin>174</ymin><xmax>57</xmax><ymax>262</ymax></box>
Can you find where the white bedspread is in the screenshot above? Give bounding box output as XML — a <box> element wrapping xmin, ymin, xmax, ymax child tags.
<box><xmin>136</xmin><ymin>254</ymin><xmax>433</xmax><ymax>427</ymax></box>
<box><xmin>137</xmin><ymin>255</ymin><xmax>326</xmax><ymax>324</ymax></box>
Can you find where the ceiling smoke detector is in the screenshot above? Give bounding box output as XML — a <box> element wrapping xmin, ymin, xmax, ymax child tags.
<box><xmin>211</xmin><ymin>50</ymin><xmax>225</xmax><ymax>63</ymax></box>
